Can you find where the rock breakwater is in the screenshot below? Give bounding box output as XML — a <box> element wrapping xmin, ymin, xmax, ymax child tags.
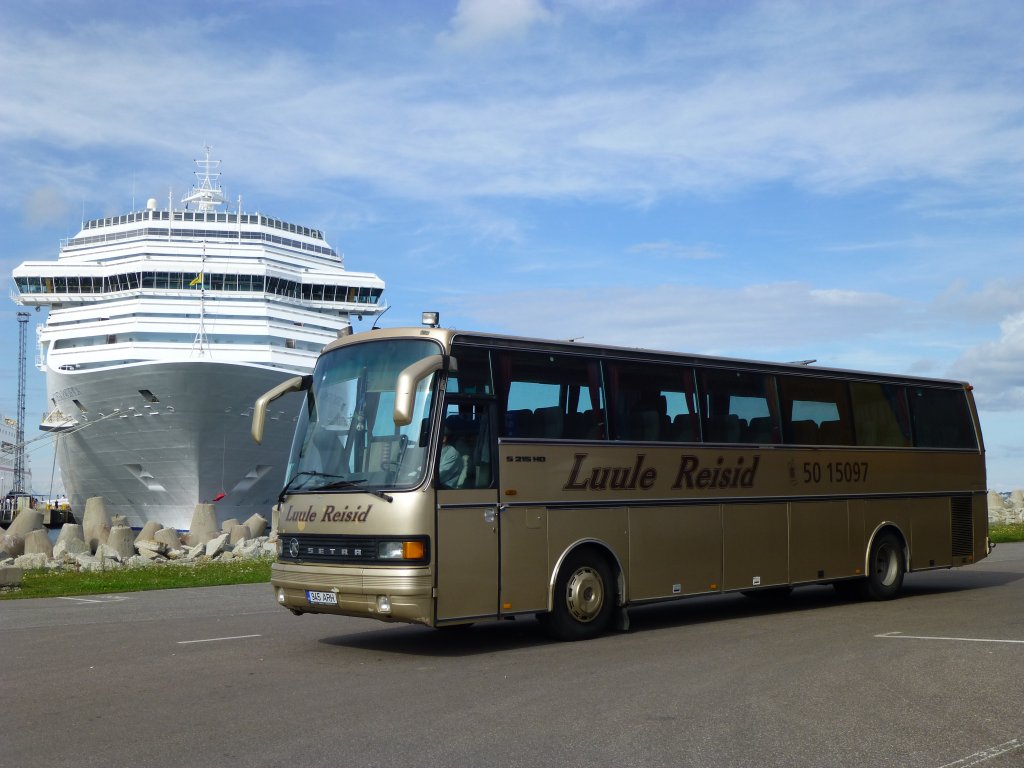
<box><xmin>0</xmin><ymin>497</ymin><xmax>278</xmax><ymax>588</ymax></box>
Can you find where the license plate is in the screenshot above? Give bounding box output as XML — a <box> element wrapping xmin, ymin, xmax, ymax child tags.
<box><xmin>306</xmin><ymin>590</ymin><xmax>338</xmax><ymax>606</ymax></box>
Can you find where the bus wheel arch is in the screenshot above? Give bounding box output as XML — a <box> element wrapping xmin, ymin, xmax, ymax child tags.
<box><xmin>540</xmin><ymin>541</ymin><xmax>621</xmax><ymax>641</ymax></box>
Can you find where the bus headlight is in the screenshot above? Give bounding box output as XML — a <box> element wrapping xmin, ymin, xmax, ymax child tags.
<box><xmin>378</xmin><ymin>540</ymin><xmax>427</xmax><ymax>561</ymax></box>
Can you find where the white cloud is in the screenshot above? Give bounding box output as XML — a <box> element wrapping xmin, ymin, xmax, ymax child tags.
<box><xmin>450</xmin><ymin>281</ymin><xmax>917</xmax><ymax>361</ymax></box>
<box><xmin>438</xmin><ymin>0</ymin><xmax>554</xmax><ymax>50</ymax></box>
<box><xmin>954</xmin><ymin>311</ymin><xmax>1024</xmax><ymax>411</ymax></box>
<box><xmin>1</xmin><ymin>1</ymin><xmax>1022</xmax><ymax>216</ymax></box>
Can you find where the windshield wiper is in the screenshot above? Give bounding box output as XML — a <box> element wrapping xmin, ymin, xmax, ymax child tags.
<box><xmin>277</xmin><ymin>473</ymin><xmax>392</xmax><ymax>503</ymax></box>
<box><xmin>277</xmin><ymin>470</ymin><xmax>354</xmax><ymax>503</ymax></box>
<box><xmin>314</xmin><ymin>478</ymin><xmax>394</xmax><ymax>503</ymax></box>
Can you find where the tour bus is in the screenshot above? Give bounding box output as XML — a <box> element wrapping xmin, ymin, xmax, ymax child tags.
<box><xmin>252</xmin><ymin>313</ymin><xmax>989</xmax><ymax>640</ymax></box>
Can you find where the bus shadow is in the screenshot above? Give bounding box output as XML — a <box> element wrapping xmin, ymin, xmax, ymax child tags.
<box><xmin>625</xmin><ymin>567</ymin><xmax>1024</xmax><ymax>634</ymax></box>
<box><xmin>318</xmin><ymin>567</ymin><xmax>1024</xmax><ymax>656</ymax></box>
<box><xmin>319</xmin><ymin>616</ymin><xmax>550</xmax><ymax>657</ymax></box>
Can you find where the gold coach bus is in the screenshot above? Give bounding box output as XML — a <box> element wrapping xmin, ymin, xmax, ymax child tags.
<box><xmin>252</xmin><ymin>313</ymin><xmax>989</xmax><ymax>640</ymax></box>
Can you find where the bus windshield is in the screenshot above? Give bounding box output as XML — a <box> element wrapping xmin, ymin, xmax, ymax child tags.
<box><xmin>284</xmin><ymin>338</ymin><xmax>441</xmax><ymax>494</ymax></box>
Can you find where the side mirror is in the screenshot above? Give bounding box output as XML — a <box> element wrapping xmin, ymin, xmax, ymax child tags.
<box><xmin>251</xmin><ymin>375</ymin><xmax>310</xmax><ymax>443</ymax></box>
<box><xmin>393</xmin><ymin>355</ymin><xmax>455</xmax><ymax>427</ymax></box>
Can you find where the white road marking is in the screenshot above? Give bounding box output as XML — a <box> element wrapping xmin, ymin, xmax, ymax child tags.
<box><xmin>57</xmin><ymin>595</ymin><xmax>130</xmax><ymax>604</ymax></box>
<box><xmin>176</xmin><ymin>634</ymin><xmax>262</xmax><ymax>644</ymax></box>
<box><xmin>936</xmin><ymin>738</ymin><xmax>1023</xmax><ymax>768</ymax></box>
<box><xmin>876</xmin><ymin>631</ymin><xmax>1024</xmax><ymax>645</ymax></box>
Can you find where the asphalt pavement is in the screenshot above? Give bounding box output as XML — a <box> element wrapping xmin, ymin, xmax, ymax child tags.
<box><xmin>2</xmin><ymin>543</ymin><xmax>1022</xmax><ymax>768</ymax></box>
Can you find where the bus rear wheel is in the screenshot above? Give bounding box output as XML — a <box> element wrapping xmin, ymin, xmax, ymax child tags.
<box><xmin>837</xmin><ymin>532</ymin><xmax>905</xmax><ymax>601</ymax></box>
<box><xmin>862</xmin><ymin>532</ymin><xmax>905</xmax><ymax>600</ymax></box>
<box><xmin>540</xmin><ymin>549</ymin><xmax>615</xmax><ymax>641</ymax></box>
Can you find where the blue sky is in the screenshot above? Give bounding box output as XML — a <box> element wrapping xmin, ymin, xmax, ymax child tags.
<box><xmin>2</xmin><ymin>0</ymin><xmax>1024</xmax><ymax>491</ymax></box>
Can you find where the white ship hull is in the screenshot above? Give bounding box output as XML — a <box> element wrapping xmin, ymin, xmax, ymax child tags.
<box><xmin>47</xmin><ymin>360</ymin><xmax>303</xmax><ymax>530</ymax></box>
<box><xmin>13</xmin><ymin>150</ymin><xmax>385</xmax><ymax>531</ymax></box>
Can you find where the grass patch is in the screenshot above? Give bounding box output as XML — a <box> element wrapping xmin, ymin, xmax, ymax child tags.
<box><xmin>0</xmin><ymin>557</ymin><xmax>273</xmax><ymax>600</ymax></box>
<box><xmin>990</xmin><ymin>522</ymin><xmax>1024</xmax><ymax>544</ymax></box>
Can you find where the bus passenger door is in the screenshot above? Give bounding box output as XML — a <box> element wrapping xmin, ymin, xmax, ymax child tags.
<box><xmin>435</xmin><ymin>400</ymin><xmax>500</xmax><ymax>624</ymax></box>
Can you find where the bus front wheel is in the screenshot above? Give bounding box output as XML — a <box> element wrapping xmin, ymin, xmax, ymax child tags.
<box><xmin>540</xmin><ymin>548</ymin><xmax>615</xmax><ymax>641</ymax></box>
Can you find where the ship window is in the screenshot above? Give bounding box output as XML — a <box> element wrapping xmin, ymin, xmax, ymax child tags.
<box><xmin>139</xmin><ymin>390</ymin><xmax>160</xmax><ymax>403</ymax></box>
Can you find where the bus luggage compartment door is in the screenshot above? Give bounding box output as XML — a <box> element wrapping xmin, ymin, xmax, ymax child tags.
<box><xmin>436</xmin><ymin>489</ymin><xmax>500</xmax><ymax>623</ymax></box>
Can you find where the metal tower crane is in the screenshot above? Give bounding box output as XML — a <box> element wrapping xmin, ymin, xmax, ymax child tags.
<box><xmin>14</xmin><ymin>311</ymin><xmax>29</xmax><ymax>495</ymax></box>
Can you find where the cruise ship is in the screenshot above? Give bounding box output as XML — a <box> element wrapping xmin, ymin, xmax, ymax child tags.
<box><xmin>11</xmin><ymin>149</ymin><xmax>385</xmax><ymax>530</ymax></box>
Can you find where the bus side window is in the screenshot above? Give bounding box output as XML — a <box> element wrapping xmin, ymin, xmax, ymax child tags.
<box><xmin>850</xmin><ymin>382</ymin><xmax>910</xmax><ymax>447</ymax></box>
<box><xmin>697</xmin><ymin>368</ymin><xmax>777</xmax><ymax>444</ymax></box>
<box><xmin>439</xmin><ymin>402</ymin><xmax>495</xmax><ymax>489</ymax></box>
<box><xmin>606</xmin><ymin>360</ymin><xmax>698</xmax><ymax>442</ymax></box>
<box><xmin>447</xmin><ymin>344</ymin><xmax>493</xmax><ymax>395</ymax></box>
<box><xmin>908</xmin><ymin>387</ymin><xmax>977</xmax><ymax>449</ymax></box>
<box><xmin>777</xmin><ymin>376</ymin><xmax>853</xmax><ymax>445</ymax></box>
<box><xmin>496</xmin><ymin>350</ymin><xmax>603</xmax><ymax>441</ymax></box>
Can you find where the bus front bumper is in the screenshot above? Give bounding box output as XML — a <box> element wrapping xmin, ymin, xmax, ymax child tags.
<box><xmin>270</xmin><ymin>561</ymin><xmax>434</xmax><ymax>625</ymax></box>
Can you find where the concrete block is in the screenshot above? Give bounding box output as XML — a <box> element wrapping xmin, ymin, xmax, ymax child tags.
<box><xmin>24</xmin><ymin>529</ymin><xmax>53</xmax><ymax>558</ymax></box>
<box><xmin>154</xmin><ymin>527</ymin><xmax>183</xmax><ymax>550</ymax></box>
<box><xmin>54</xmin><ymin>536</ymin><xmax>91</xmax><ymax>559</ymax></box>
<box><xmin>14</xmin><ymin>553</ymin><xmax>47</xmax><ymax>570</ymax></box>
<box><xmin>188</xmin><ymin>503</ymin><xmax>218</xmax><ymax>547</ymax></box>
<box><xmin>205</xmin><ymin>532</ymin><xmax>230</xmax><ymax>558</ymax></box>
<box><xmin>56</xmin><ymin>523</ymin><xmax>85</xmax><ymax>544</ymax></box>
<box><xmin>7</xmin><ymin>509</ymin><xmax>44</xmax><ymax>537</ymax></box>
<box><xmin>229</xmin><ymin>524</ymin><xmax>252</xmax><ymax>546</ymax></box>
<box><xmin>107</xmin><ymin>525</ymin><xmax>135</xmax><ymax>561</ymax></box>
<box><xmin>0</xmin><ymin>565</ymin><xmax>23</xmax><ymax>587</ymax></box>
<box><xmin>135</xmin><ymin>540</ymin><xmax>166</xmax><ymax>559</ymax></box>
<box><xmin>221</xmin><ymin>518</ymin><xmax>240</xmax><ymax>534</ymax></box>
<box><xmin>135</xmin><ymin>521</ymin><xmax>161</xmax><ymax>544</ymax></box>
<box><xmin>1</xmin><ymin>533</ymin><xmax>25</xmax><ymax>558</ymax></box>
<box><xmin>82</xmin><ymin>497</ymin><xmax>112</xmax><ymax>554</ymax></box>
<box><xmin>243</xmin><ymin>513</ymin><xmax>268</xmax><ymax>538</ymax></box>
<box><xmin>234</xmin><ymin>539</ymin><xmax>264</xmax><ymax>558</ymax></box>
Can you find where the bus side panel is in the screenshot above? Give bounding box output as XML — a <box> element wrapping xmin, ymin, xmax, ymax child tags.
<box><xmin>909</xmin><ymin>497</ymin><xmax>953</xmax><ymax>570</ymax></box>
<box><xmin>627</xmin><ymin>505</ymin><xmax>722</xmax><ymax>600</ymax></box>
<box><xmin>848</xmin><ymin>498</ymin><xmax>911</xmax><ymax>566</ymax></box>
<box><xmin>546</xmin><ymin>507</ymin><xmax>629</xmax><ymax>598</ymax></box>
<box><xmin>789</xmin><ymin>501</ymin><xmax>853</xmax><ymax>584</ymax></box>
<box><xmin>499</xmin><ymin>505</ymin><xmax>550</xmax><ymax>615</ymax></box>
<box><xmin>722</xmin><ymin>503</ymin><xmax>789</xmax><ymax>591</ymax></box>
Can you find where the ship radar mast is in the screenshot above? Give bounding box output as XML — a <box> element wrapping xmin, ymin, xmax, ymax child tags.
<box><xmin>180</xmin><ymin>145</ymin><xmax>226</xmax><ymax>213</ymax></box>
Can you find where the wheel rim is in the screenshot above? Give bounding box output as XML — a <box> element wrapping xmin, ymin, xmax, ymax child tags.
<box><xmin>565</xmin><ymin>566</ymin><xmax>605</xmax><ymax>623</ymax></box>
<box><xmin>874</xmin><ymin>542</ymin><xmax>899</xmax><ymax>586</ymax></box>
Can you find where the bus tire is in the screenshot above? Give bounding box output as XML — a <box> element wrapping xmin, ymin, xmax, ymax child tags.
<box><xmin>540</xmin><ymin>548</ymin><xmax>615</xmax><ymax>641</ymax></box>
<box><xmin>860</xmin><ymin>531</ymin><xmax>905</xmax><ymax>600</ymax></box>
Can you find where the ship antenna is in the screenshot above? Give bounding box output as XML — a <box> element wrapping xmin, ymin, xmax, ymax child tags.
<box><xmin>181</xmin><ymin>145</ymin><xmax>226</xmax><ymax>212</ymax></box>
